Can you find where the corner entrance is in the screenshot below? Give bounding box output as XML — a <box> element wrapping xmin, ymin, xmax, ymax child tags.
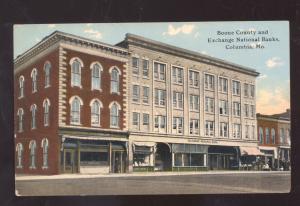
<box><xmin>64</xmin><ymin>149</ymin><xmax>76</xmax><ymax>173</ymax></box>
<box><xmin>155</xmin><ymin>143</ymin><xmax>172</xmax><ymax>171</ymax></box>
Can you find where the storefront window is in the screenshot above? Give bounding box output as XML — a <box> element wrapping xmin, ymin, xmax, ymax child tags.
<box><xmin>80</xmin><ymin>151</ymin><xmax>108</xmax><ymax>166</ymax></box>
<box><xmin>133</xmin><ymin>153</ymin><xmax>151</xmax><ymax>166</ymax></box>
<box><xmin>174</xmin><ymin>153</ymin><xmax>205</xmax><ymax>167</ymax></box>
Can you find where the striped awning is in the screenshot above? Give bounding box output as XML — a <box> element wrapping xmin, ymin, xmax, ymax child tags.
<box><xmin>240</xmin><ymin>146</ymin><xmax>264</xmax><ymax>156</ymax></box>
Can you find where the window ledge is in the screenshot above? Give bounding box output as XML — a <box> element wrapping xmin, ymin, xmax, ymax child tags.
<box><xmin>92</xmin><ymin>88</ymin><xmax>102</xmax><ymax>92</ymax></box>
<box><xmin>154</xmin><ymin>79</ymin><xmax>166</xmax><ymax>83</ymax></box>
<box><xmin>142</xmin><ymin>102</ymin><xmax>150</xmax><ymax>106</ymax></box>
<box><xmin>71</xmin><ymin>84</ymin><xmax>83</xmax><ymax>89</ymax></box>
<box><xmin>174</xmin><ymin>108</ymin><xmax>184</xmax><ymax>111</ymax></box>
<box><xmin>154</xmin><ymin>105</ymin><xmax>166</xmax><ymax>108</ymax></box>
<box><xmin>111</xmin><ymin>91</ymin><xmax>120</xmax><ymax>95</ymax></box>
<box><xmin>205</xmin><ymin>88</ymin><xmax>215</xmax><ymax>92</ymax></box>
<box><xmin>45</xmin><ymin>85</ymin><xmax>51</xmax><ymax>88</ymax></box>
<box><xmin>132</xmin><ymin>101</ymin><xmax>140</xmax><ymax>105</ymax></box>
<box><xmin>219</xmin><ymin>91</ymin><xmax>228</xmax><ymax>94</ymax></box>
<box><xmin>29</xmin><ymin>166</ymin><xmax>36</xmax><ymax>169</ymax></box>
<box><xmin>42</xmin><ymin>166</ymin><xmax>48</xmax><ymax>170</ymax></box>
<box><xmin>110</xmin><ymin>126</ymin><xmax>120</xmax><ymax>129</ymax></box>
<box><xmin>189</xmin><ymin>85</ymin><xmax>200</xmax><ymax>89</ymax></box>
<box><xmin>16</xmin><ymin>166</ymin><xmax>23</xmax><ymax>169</ymax></box>
<box><xmin>18</xmin><ymin>96</ymin><xmax>24</xmax><ymax>100</ymax></box>
<box><xmin>173</xmin><ymin>82</ymin><xmax>184</xmax><ymax>86</ymax></box>
<box><xmin>71</xmin><ymin>123</ymin><xmax>82</xmax><ymax>126</ymax></box>
<box><xmin>142</xmin><ymin>76</ymin><xmax>150</xmax><ymax>80</ymax></box>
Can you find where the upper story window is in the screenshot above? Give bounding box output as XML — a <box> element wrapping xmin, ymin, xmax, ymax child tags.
<box><xmin>190</xmin><ymin>95</ymin><xmax>200</xmax><ymax>111</ymax></box>
<box><xmin>173</xmin><ymin>91</ymin><xmax>183</xmax><ymax>109</ymax></box>
<box><xmin>205</xmin><ymin>97</ymin><xmax>214</xmax><ymax>113</ymax></box>
<box><xmin>245</xmin><ymin>125</ymin><xmax>250</xmax><ymax>139</ymax></box>
<box><xmin>90</xmin><ymin>99</ymin><xmax>103</xmax><ymax>127</ymax></box>
<box><xmin>220</xmin><ymin>122</ymin><xmax>228</xmax><ymax>138</ymax></box>
<box><xmin>70</xmin><ymin>58</ymin><xmax>83</xmax><ymax>87</ymax></box>
<box><xmin>232</xmin><ymin>80</ymin><xmax>240</xmax><ymax>96</ymax></box>
<box><xmin>16</xmin><ymin>143</ymin><xmax>23</xmax><ymax>168</ymax></box>
<box><xmin>132</xmin><ymin>57</ymin><xmax>139</xmax><ymax>75</ymax></box>
<box><xmin>43</xmin><ymin>99</ymin><xmax>50</xmax><ymax>126</ymax></box>
<box><xmin>259</xmin><ymin>127</ymin><xmax>263</xmax><ymax>143</ymax></box>
<box><xmin>31</xmin><ymin>68</ymin><xmax>38</xmax><ymax>93</ymax></box>
<box><xmin>271</xmin><ymin>128</ymin><xmax>276</xmax><ymax>144</ymax></box>
<box><xmin>154</xmin><ymin>62</ymin><xmax>166</xmax><ymax>81</ymax></box>
<box><xmin>189</xmin><ymin>70</ymin><xmax>199</xmax><ymax>87</ymax></box>
<box><xmin>41</xmin><ymin>138</ymin><xmax>49</xmax><ymax>169</ymax></box>
<box><xmin>205</xmin><ymin>120</ymin><xmax>214</xmax><ymax>136</ymax></box>
<box><xmin>19</xmin><ymin>76</ymin><xmax>25</xmax><ymax>98</ymax></box>
<box><xmin>233</xmin><ymin>123</ymin><xmax>241</xmax><ymax>138</ymax></box>
<box><xmin>132</xmin><ymin>112</ymin><xmax>140</xmax><ymax>127</ymax></box>
<box><xmin>250</xmin><ymin>105</ymin><xmax>255</xmax><ymax>118</ymax></box>
<box><xmin>110</xmin><ymin>67</ymin><xmax>120</xmax><ymax>94</ymax></box>
<box><xmin>280</xmin><ymin>128</ymin><xmax>285</xmax><ymax>143</ymax></box>
<box><xmin>142</xmin><ymin>113</ymin><xmax>150</xmax><ymax>128</ymax></box>
<box><xmin>154</xmin><ymin>115</ymin><xmax>166</xmax><ymax>133</ymax></box>
<box><xmin>244</xmin><ymin>104</ymin><xmax>249</xmax><ymax>117</ymax></box>
<box><xmin>219</xmin><ymin>100</ymin><xmax>228</xmax><ymax>115</ymax></box>
<box><xmin>142</xmin><ymin>86</ymin><xmax>149</xmax><ymax>104</ymax></box>
<box><xmin>132</xmin><ymin>85</ymin><xmax>140</xmax><ymax>103</ymax></box>
<box><xmin>265</xmin><ymin>128</ymin><xmax>270</xmax><ymax>144</ymax></box>
<box><xmin>232</xmin><ymin>102</ymin><xmax>241</xmax><ymax>116</ymax></box>
<box><xmin>172</xmin><ymin>117</ymin><xmax>183</xmax><ymax>134</ymax></box>
<box><xmin>142</xmin><ymin>59</ymin><xmax>149</xmax><ymax>78</ymax></box>
<box><xmin>30</xmin><ymin>104</ymin><xmax>37</xmax><ymax>129</ymax></box>
<box><xmin>110</xmin><ymin>102</ymin><xmax>121</xmax><ymax>128</ymax></box>
<box><xmin>244</xmin><ymin>83</ymin><xmax>249</xmax><ymax>97</ymax></box>
<box><xmin>70</xmin><ymin>96</ymin><xmax>83</xmax><ymax>125</ymax></box>
<box><xmin>172</xmin><ymin>66</ymin><xmax>183</xmax><ymax>84</ymax></box>
<box><xmin>204</xmin><ymin>74</ymin><xmax>214</xmax><ymax>90</ymax></box>
<box><xmin>250</xmin><ymin>85</ymin><xmax>255</xmax><ymax>98</ymax></box>
<box><xmin>287</xmin><ymin>129</ymin><xmax>291</xmax><ymax>145</ymax></box>
<box><xmin>155</xmin><ymin>89</ymin><xmax>166</xmax><ymax>106</ymax></box>
<box><xmin>44</xmin><ymin>61</ymin><xmax>51</xmax><ymax>87</ymax></box>
<box><xmin>29</xmin><ymin>140</ymin><xmax>37</xmax><ymax>169</ymax></box>
<box><xmin>190</xmin><ymin>119</ymin><xmax>199</xmax><ymax>135</ymax></box>
<box><xmin>17</xmin><ymin>108</ymin><xmax>24</xmax><ymax>133</ymax></box>
<box><xmin>91</xmin><ymin>63</ymin><xmax>102</xmax><ymax>90</ymax></box>
<box><xmin>219</xmin><ymin>77</ymin><xmax>228</xmax><ymax>93</ymax></box>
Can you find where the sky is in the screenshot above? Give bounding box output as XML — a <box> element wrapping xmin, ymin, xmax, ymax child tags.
<box><xmin>14</xmin><ymin>22</ymin><xmax>290</xmax><ymax>115</ymax></box>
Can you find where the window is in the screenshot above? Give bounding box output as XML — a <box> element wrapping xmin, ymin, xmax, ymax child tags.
<box><xmin>19</xmin><ymin>76</ymin><xmax>25</xmax><ymax>98</ymax></box>
<box><xmin>174</xmin><ymin>153</ymin><xmax>206</xmax><ymax>167</ymax></box>
<box><xmin>250</xmin><ymin>105</ymin><xmax>255</xmax><ymax>118</ymax></box>
<box><xmin>16</xmin><ymin>143</ymin><xmax>23</xmax><ymax>168</ymax></box>
<box><xmin>265</xmin><ymin>128</ymin><xmax>270</xmax><ymax>143</ymax></box>
<box><xmin>30</xmin><ymin>104</ymin><xmax>37</xmax><ymax>129</ymax></box>
<box><xmin>219</xmin><ymin>77</ymin><xmax>228</xmax><ymax>93</ymax></box>
<box><xmin>91</xmin><ymin>63</ymin><xmax>101</xmax><ymax>90</ymax></box>
<box><xmin>31</xmin><ymin>68</ymin><xmax>37</xmax><ymax>92</ymax></box>
<box><xmin>245</xmin><ymin>125</ymin><xmax>250</xmax><ymax>139</ymax></box>
<box><xmin>111</xmin><ymin>67</ymin><xmax>120</xmax><ymax>93</ymax></box>
<box><xmin>154</xmin><ymin>62</ymin><xmax>166</xmax><ymax>81</ymax></box>
<box><xmin>271</xmin><ymin>128</ymin><xmax>276</xmax><ymax>144</ymax></box>
<box><xmin>189</xmin><ymin>70</ymin><xmax>199</xmax><ymax>87</ymax></box>
<box><xmin>233</xmin><ymin>102</ymin><xmax>241</xmax><ymax>116</ymax></box>
<box><xmin>142</xmin><ymin>59</ymin><xmax>149</xmax><ymax>77</ymax></box>
<box><xmin>287</xmin><ymin>129</ymin><xmax>291</xmax><ymax>145</ymax></box>
<box><xmin>142</xmin><ymin>86</ymin><xmax>149</xmax><ymax>104</ymax></box>
<box><xmin>154</xmin><ymin>115</ymin><xmax>166</xmax><ymax>133</ymax></box>
<box><xmin>17</xmin><ymin>108</ymin><xmax>24</xmax><ymax>132</ymax></box>
<box><xmin>41</xmin><ymin>138</ymin><xmax>49</xmax><ymax>169</ymax></box>
<box><xmin>143</xmin><ymin>113</ymin><xmax>149</xmax><ymax>126</ymax></box>
<box><xmin>244</xmin><ymin>104</ymin><xmax>249</xmax><ymax>117</ymax></box>
<box><xmin>43</xmin><ymin>99</ymin><xmax>50</xmax><ymax>126</ymax></box>
<box><xmin>173</xmin><ymin>91</ymin><xmax>183</xmax><ymax>109</ymax></box>
<box><xmin>259</xmin><ymin>127</ymin><xmax>263</xmax><ymax>143</ymax></box>
<box><xmin>71</xmin><ymin>59</ymin><xmax>82</xmax><ymax>87</ymax></box>
<box><xmin>190</xmin><ymin>95</ymin><xmax>200</xmax><ymax>111</ymax></box>
<box><xmin>91</xmin><ymin>99</ymin><xmax>102</xmax><ymax>126</ymax></box>
<box><xmin>172</xmin><ymin>66</ymin><xmax>183</xmax><ymax>84</ymax></box>
<box><xmin>70</xmin><ymin>97</ymin><xmax>82</xmax><ymax>125</ymax></box>
<box><xmin>220</xmin><ymin>122</ymin><xmax>228</xmax><ymax>137</ymax></box>
<box><xmin>205</xmin><ymin>74</ymin><xmax>214</xmax><ymax>90</ymax></box>
<box><xmin>280</xmin><ymin>128</ymin><xmax>285</xmax><ymax>143</ymax></box>
<box><xmin>132</xmin><ymin>85</ymin><xmax>140</xmax><ymax>102</ymax></box>
<box><xmin>205</xmin><ymin>121</ymin><xmax>214</xmax><ymax>136</ymax></box>
<box><xmin>173</xmin><ymin>117</ymin><xmax>183</xmax><ymax>134</ymax></box>
<box><xmin>232</xmin><ymin>80</ymin><xmax>240</xmax><ymax>95</ymax></box>
<box><xmin>44</xmin><ymin>62</ymin><xmax>51</xmax><ymax>87</ymax></box>
<box><xmin>205</xmin><ymin>97</ymin><xmax>214</xmax><ymax>113</ymax></box>
<box><xmin>110</xmin><ymin>102</ymin><xmax>120</xmax><ymax>127</ymax></box>
<box><xmin>155</xmin><ymin>89</ymin><xmax>166</xmax><ymax>106</ymax></box>
<box><xmin>250</xmin><ymin>85</ymin><xmax>255</xmax><ymax>98</ymax></box>
<box><xmin>233</xmin><ymin>124</ymin><xmax>241</xmax><ymax>138</ymax></box>
<box><xmin>29</xmin><ymin>140</ymin><xmax>36</xmax><ymax>169</ymax></box>
<box><xmin>244</xmin><ymin>83</ymin><xmax>249</xmax><ymax>97</ymax></box>
<box><xmin>219</xmin><ymin>100</ymin><xmax>228</xmax><ymax>115</ymax></box>
<box><xmin>132</xmin><ymin>57</ymin><xmax>139</xmax><ymax>75</ymax></box>
<box><xmin>132</xmin><ymin>112</ymin><xmax>140</xmax><ymax>126</ymax></box>
<box><xmin>190</xmin><ymin>119</ymin><xmax>199</xmax><ymax>135</ymax></box>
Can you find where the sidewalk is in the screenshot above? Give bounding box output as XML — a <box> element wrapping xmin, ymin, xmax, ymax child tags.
<box><xmin>15</xmin><ymin>170</ymin><xmax>291</xmax><ymax>181</ymax></box>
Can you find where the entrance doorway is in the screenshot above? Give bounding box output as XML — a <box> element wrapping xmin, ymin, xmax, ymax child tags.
<box><xmin>111</xmin><ymin>151</ymin><xmax>126</xmax><ymax>173</ymax></box>
<box><xmin>209</xmin><ymin>154</ymin><xmax>232</xmax><ymax>170</ymax></box>
<box><xmin>155</xmin><ymin>143</ymin><xmax>172</xmax><ymax>171</ymax></box>
<box><xmin>64</xmin><ymin>149</ymin><xmax>75</xmax><ymax>173</ymax></box>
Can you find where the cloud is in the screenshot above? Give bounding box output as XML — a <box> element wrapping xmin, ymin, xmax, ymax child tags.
<box><xmin>48</xmin><ymin>24</ymin><xmax>56</xmax><ymax>28</ymax></box>
<box><xmin>266</xmin><ymin>57</ymin><xmax>284</xmax><ymax>69</ymax></box>
<box><xmin>162</xmin><ymin>24</ymin><xmax>195</xmax><ymax>36</ymax></box>
<box><xmin>256</xmin><ymin>87</ymin><xmax>290</xmax><ymax>115</ymax></box>
<box><xmin>257</xmin><ymin>74</ymin><xmax>268</xmax><ymax>80</ymax></box>
<box><xmin>84</xmin><ymin>29</ymin><xmax>102</xmax><ymax>39</ymax></box>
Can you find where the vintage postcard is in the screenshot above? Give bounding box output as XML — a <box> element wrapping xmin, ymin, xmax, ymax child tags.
<box><xmin>14</xmin><ymin>21</ymin><xmax>290</xmax><ymax>196</ymax></box>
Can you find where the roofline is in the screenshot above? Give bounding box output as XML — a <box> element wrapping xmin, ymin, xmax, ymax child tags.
<box><xmin>124</xmin><ymin>33</ymin><xmax>260</xmax><ymax>77</ymax></box>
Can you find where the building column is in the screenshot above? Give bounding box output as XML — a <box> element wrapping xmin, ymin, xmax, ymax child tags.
<box><xmin>109</xmin><ymin>142</ymin><xmax>112</xmax><ymax>173</ymax></box>
<box><xmin>128</xmin><ymin>140</ymin><xmax>133</xmax><ymax>172</ymax></box>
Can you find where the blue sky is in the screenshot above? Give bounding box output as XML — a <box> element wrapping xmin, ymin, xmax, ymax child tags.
<box><xmin>14</xmin><ymin>22</ymin><xmax>290</xmax><ymax>114</ymax></box>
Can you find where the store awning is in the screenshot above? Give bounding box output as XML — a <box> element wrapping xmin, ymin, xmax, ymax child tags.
<box><xmin>239</xmin><ymin>146</ymin><xmax>264</xmax><ymax>156</ymax></box>
<box><xmin>133</xmin><ymin>142</ymin><xmax>156</xmax><ymax>147</ymax></box>
<box><xmin>172</xmin><ymin>144</ymin><xmax>208</xmax><ymax>153</ymax></box>
<box><xmin>133</xmin><ymin>142</ymin><xmax>156</xmax><ymax>154</ymax></box>
<box><xmin>259</xmin><ymin>146</ymin><xmax>278</xmax><ymax>159</ymax></box>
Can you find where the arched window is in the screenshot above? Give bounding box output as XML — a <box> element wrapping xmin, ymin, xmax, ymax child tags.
<box><xmin>70</xmin><ymin>96</ymin><xmax>83</xmax><ymax>124</ymax></box>
<box><xmin>44</xmin><ymin>61</ymin><xmax>51</xmax><ymax>87</ymax></box>
<box><xmin>110</xmin><ymin>102</ymin><xmax>120</xmax><ymax>127</ymax></box>
<box><xmin>265</xmin><ymin>128</ymin><xmax>270</xmax><ymax>144</ymax></box>
<box><xmin>90</xmin><ymin>99</ymin><xmax>103</xmax><ymax>126</ymax></box>
<box><xmin>41</xmin><ymin>138</ymin><xmax>49</xmax><ymax>169</ymax></box>
<box><xmin>259</xmin><ymin>127</ymin><xmax>263</xmax><ymax>143</ymax></box>
<box><xmin>16</xmin><ymin>143</ymin><xmax>23</xmax><ymax>168</ymax></box>
<box><xmin>17</xmin><ymin>108</ymin><xmax>24</xmax><ymax>132</ymax></box>
<box><xmin>43</xmin><ymin>99</ymin><xmax>50</xmax><ymax>126</ymax></box>
<box><xmin>271</xmin><ymin>128</ymin><xmax>276</xmax><ymax>144</ymax></box>
<box><xmin>71</xmin><ymin>59</ymin><xmax>82</xmax><ymax>87</ymax></box>
<box><xmin>29</xmin><ymin>140</ymin><xmax>36</xmax><ymax>169</ymax></box>
<box><xmin>91</xmin><ymin>63</ymin><xmax>102</xmax><ymax>90</ymax></box>
<box><xmin>31</xmin><ymin>68</ymin><xmax>38</xmax><ymax>92</ymax></box>
<box><xmin>30</xmin><ymin>104</ymin><xmax>37</xmax><ymax>129</ymax></box>
<box><xmin>19</xmin><ymin>76</ymin><xmax>25</xmax><ymax>98</ymax></box>
<box><xmin>110</xmin><ymin>67</ymin><xmax>120</xmax><ymax>93</ymax></box>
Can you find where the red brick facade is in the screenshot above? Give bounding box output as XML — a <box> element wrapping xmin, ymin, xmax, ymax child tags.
<box><xmin>257</xmin><ymin>118</ymin><xmax>279</xmax><ymax>146</ymax></box>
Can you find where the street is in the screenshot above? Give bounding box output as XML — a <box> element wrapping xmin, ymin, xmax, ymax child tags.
<box><xmin>15</xmin><ymin>171</ymin><xmax>290</xmax><ymax>196</ymax></box>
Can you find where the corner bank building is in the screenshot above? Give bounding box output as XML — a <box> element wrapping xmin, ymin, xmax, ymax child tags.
<box><xmin>14</xmin><ymin>31</ymin><xmax>259</xmax><ymax>175</ymax></box>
